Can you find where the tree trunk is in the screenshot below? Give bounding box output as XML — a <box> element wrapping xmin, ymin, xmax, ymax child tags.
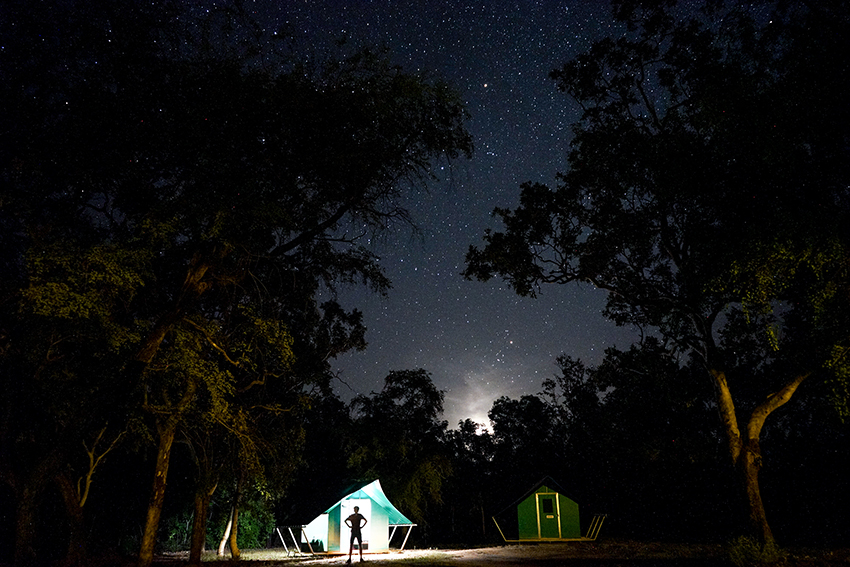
<box><xmin>216</xmin><ymin>476</ymin><xmax>243</xmax><ymax>560</ymax></box>
<box><xmin>54</xmin><ymin>471</ymin><xmax>86</xmax><ymax>567</ymax></box>
<box><xmin>217</xmin><ymin>508</ymin><xmax>233</xmax><ymax>557</ymax></box>
<box><xmin>132</xmin><ymin>254</ymin><xmax>213</xmax><ymax>566</ymax></box>
<box><xmin>712</xmin><ymin>368</ymin><xmax>809</xmax><ymax>547</ymax></box>
<box><xmin>740</xmin><ymin>439</ymin><xmax>773</xmax><ymax>545</ymax></box>
<box><xmin>14</xmin><ymin>478</ymin><xmax>41</xmax><ymax>567</ymax></box>
<box><xmin>133</xmin><ymin>248</ymin><xmax>222</xmax><ymax>366</ymax></box>
<box><xmin>227</xmin><ymin>467</ymin><xmax>244</xmax><ymax>560</ymax></box>
<box><xmin>229</xmin><ymin>503</ymin><xmax>241</xmax><ymax>560</ymax></box>
<box><xmin>14</xmin><ymin>457</ymin><xmax>56</xmax><ymax>567</ymax></box>
<box><xmin>138</xmin><ymin>420</ymin><xmax>178</xmax><ymax>567</ymax></box>
<box><xmin>188</xmin><ymin>482</ymin><xmax>216</xmax><ymax>566</ymax></box>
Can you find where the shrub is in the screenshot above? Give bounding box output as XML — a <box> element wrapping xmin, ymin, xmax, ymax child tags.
<box><xmin>159</xmin><ymin>509</ymin><xmax>193</xmax><ymax>552</ymax></box>
<box><xmin>728</xmin><ymin>536</ymin><xmax>786</xmax><ymax>567</ymax></box>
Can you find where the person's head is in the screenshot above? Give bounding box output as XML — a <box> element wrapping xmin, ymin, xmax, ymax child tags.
<box><xmin>354</xmin><ymin>506</ymin><xmax>359</xmax><ymax>512</ymax></box>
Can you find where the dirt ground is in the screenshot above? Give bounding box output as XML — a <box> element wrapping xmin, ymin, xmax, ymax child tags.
<box><xmin>147</xmin><ymin>540</ymin><xmax>850</xmax><ymax>566</ymax></box>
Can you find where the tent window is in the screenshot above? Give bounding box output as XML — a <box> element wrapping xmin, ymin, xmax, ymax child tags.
<box><xmin>541</xmin><ymin>498</ymin><xmax>554</xmax><ymax>514</ymax></box>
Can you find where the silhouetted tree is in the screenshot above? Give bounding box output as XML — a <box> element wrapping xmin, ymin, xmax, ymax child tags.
<box><xmin>441</xmin><ymin>419</ymin><xmax>495</xmax><ymax>542</ymax></box>
<box><xmin>1</xmin><ymin>0</ymin><xmax>472</xmax><ymax>563</ymax></box>
<box><xmin>550</xmin><ymin>340</ymin><xmax>735</xmax><ymax>540</ymax></box>
<box><xmin>465</xmin><ymin>0</ymin><xmax>850</xmax><ymax>547</ymax></box>
<box><xmin>349</xmin><ymin>369</ymin><xmax>451</xmax><ymax>532</ymax></box>
<box><xmin>488</xmin><ymin>395</ymin><xmax>567</xmax><ymax>491</ymax></box>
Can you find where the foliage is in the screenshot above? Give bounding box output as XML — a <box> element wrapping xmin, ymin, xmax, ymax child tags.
<box><xmin>439</xmin><ymin>420</ymin><xmax>495</xmax><ymax>542</ymax></box>
<box><xmin>204</xmin><ymin>486</ymin><xmax>276</xmax><ymax>551</ymax></box>
<box><xmin>548</xmin><ymin>340</ymin><xmax>737</xmax><ymax>540</ymax></box>
<box><xmin>349</xmin><ymin>370</ymin><xmax>452</xmax><ymax>526</ymax></box>
<box><xmin>156</xmin><ymin>483</ymin><xmax>275</xmax><ymax>552</ymax></box>
<box><xmin>22</xmin><ymin>242</ymin><xmax>149</xmax><ymax>350</ymax></box>
<box><xmin>464</xmin><ymin>0</ymin><xmax>849</xmax><ymax>545</ymax></box>
<box><xmin>1</xmin><ymin>0</ymin><xmax>472</xmax><ymax>563</ymax></box>
<box><xmin>488</xmin><ymin>394</ymin><xmax>566</xmax><ymax>488</ymax></box>
<box><xmin>827</xmin><ymin>356</ymin><xmax>850</xmax><ymax>423</ymax></box>
<box><xmin>728</xmin><ymin>536</ymin><xmax>786</xmax><ymax>567</ymax></box>
<box><xmin>159</xmin><ymin>509</ymin><xmax>194</xmax><ymax>554</ymax></box>
<box><xmin>5</xmin><ymin>0</ymin><xmax>850</xmax><ymax>555</ymax></box>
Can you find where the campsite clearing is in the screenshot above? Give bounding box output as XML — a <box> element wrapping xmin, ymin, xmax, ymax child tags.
<box><xmin>144</xmin><ymin>540</ymin><xmax>850</xmax><ymax>566</ymax></box>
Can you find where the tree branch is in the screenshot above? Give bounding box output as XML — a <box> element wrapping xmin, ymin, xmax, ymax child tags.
<box><xmin>747</xmin><ymin>371</ymin><xmax>811</xmax><ymax>443</ymax></box>
<box><xmin>78</xmin><ymin>425</ymin><xmax>125</xmax><ymax>507</ymax></box>
<box><xmin>184</xmin><ymin>318</ymin><xmax>241</xmax><ymax>368</ymax></box>
<box><xmin>711</xmin><ymin>368</ymin><xmax>742</xmax><ymax>463</ymax></box>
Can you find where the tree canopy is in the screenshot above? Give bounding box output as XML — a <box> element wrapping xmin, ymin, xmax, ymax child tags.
<box><xmin>349</xmin><ymin>369</ymin><xmax>452</xmax><ymax>529</ymax></box>
<box><xmin>1</xmin><ymin>1</ymin><xmax>471</xmax><ymax>564</ymax></box>
<box><xmin>465</xmin><ymin>0</ymin><xmax>850</xmax><ymax>546</ymax></box>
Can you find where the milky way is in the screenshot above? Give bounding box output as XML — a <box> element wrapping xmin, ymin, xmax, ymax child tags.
<box><xmin>271</xmin><ymin>0</ymin><xmax>640</xmax><ymax>427</ymax></box>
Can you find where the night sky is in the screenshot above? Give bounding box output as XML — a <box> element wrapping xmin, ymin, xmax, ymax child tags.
<box><xmin>270</xmin><ymin>0</ymin><xmax>640</xmax><ymax>427</ymax></box>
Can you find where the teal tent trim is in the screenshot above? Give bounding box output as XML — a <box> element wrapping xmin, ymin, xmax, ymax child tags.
<box><xmin>337</xmin><ymin>479</ymin><xmax>414</xmax><ymax>526</ymax></box>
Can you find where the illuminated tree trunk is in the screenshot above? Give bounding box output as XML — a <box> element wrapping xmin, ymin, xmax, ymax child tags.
<box><xmin>229</xmin><ymin>469</ymin><xmax>243</xmax><ymax>561</ymax></box>
<box><xmin>712</xmin><ymin>368</ymin><xmax>809</xmax><ymax>547</ymax></box>
<box><xmin>138</xmin><ymin>420</ymin><xmax>178</xmax><ymax>567</ymax></box>
<box><xmin>216</xmin><ymin>509</ymin><xmax>233</xmax><ymax>557</ymax></box>
<box><xmin>228</xmin><ymin>503</ymin><xmax>241</xmax><ymax>560</ymax></box>
<box><xmin>740</xmin><ymin>440</ymin><xmax>773</xmax><ymax>545</ymax></box>
<box><xmin>216</xmin><ymin>475</ymin><xmax>243</xmax><ymax>560</ymax></box>
<box><xmin>188</xmin><ymin>481</ymin><xmax>217</xmax><ymax>566</ymax></box>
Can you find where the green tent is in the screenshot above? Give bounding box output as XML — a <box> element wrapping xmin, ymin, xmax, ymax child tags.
<box><xmin>493</xmin><ymin>476</ymin><xmax>601</xmax><ymax>542</ymax></box>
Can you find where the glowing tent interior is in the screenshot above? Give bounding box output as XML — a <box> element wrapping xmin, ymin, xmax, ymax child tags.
<box><xmin>277</xmin><ymin>479</ymin><xmax>415</xmax><ymax>555</ymax></box>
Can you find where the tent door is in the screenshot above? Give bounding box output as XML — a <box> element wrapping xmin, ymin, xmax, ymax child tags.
<box><xmin>536</xmin><ymin>493</ymin><xmax>560</xmax><ymax>539</ymax></box>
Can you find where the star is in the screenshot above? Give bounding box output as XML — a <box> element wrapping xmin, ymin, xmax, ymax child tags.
<box><xmin>280</xmin><ymin>0</ymin><xmax>638</xmax><ymax>428</ymax></box>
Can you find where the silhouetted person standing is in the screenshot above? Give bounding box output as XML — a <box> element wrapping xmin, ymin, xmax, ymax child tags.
<box><xmin>345</xmin><ymin>506</ymin><xmax>368</xmax><ymax>563</ymax></box>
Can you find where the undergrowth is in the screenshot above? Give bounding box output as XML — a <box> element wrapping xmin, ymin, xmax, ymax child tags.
<box><xmin>728</xmin><ymin>536</ymin><xmax>786</xmax><ymax>567</ymax></box>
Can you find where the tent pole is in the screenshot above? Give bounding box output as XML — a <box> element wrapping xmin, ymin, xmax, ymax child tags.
<box><xmin>399</xmin><ymin>525</ymin><xmax>414</xmax><ymax>551</ymax></box>
<box><xmin>299</xmin><ymin>526</ymin><xmax>316</xmax><ymax>554</ymax></box>
<box><xmin>491</xmin><ymin>517</ymin><xmax>521</xmax><ymax>543</ymax></box>
<box><xmin>276</xmin><ymin>528</ymin><xmax>290</xmax><ymax>555</ymax></box>
<box><xmin>286</xmin><ymin>527</ymin><xmax>305</xmax><ymax>555</ymax></box>
<box><xmin>585</xmin><ymin>514</ymin><xmax>606</xmax><ymax>541</ymax></box>
<box><xmin>492</xmin><ymin>517</ymin><xmax>508</xmax><ymax>543</ymax></box>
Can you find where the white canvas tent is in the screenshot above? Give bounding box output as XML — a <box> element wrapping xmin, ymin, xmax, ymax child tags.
<box><xmin>279</xmin><ymin>479</ymin><xmax>415</xmax><ymax>555</ymax></box>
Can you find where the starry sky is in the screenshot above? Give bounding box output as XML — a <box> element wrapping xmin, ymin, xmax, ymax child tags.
<box><xmin>272</xmin><ymin>0</ymin><xmax>640</xmax><ymax>427</ymax></box>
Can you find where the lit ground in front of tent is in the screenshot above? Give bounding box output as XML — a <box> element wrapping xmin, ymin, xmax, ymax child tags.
<box><xmin>149</xmin><ymin>540</ymin><xmax>850</xmax><ymax>566</ymax></box>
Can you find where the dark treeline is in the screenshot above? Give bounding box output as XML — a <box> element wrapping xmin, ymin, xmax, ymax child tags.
<box><xmin>2</xmin><ymin>0</ymin><xmax>849</xmax><ymax>565</ymax></box>
<box><xmin>280</xmin><ymin>351</ymin><xmax>849</xmax><ymax>549</ymax></box>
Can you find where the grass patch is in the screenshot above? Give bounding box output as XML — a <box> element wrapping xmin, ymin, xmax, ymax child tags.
<box><xmin>728</xmin><ymin>536</ymin><xmax>786</xmax><ymax>567</ymax></box>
